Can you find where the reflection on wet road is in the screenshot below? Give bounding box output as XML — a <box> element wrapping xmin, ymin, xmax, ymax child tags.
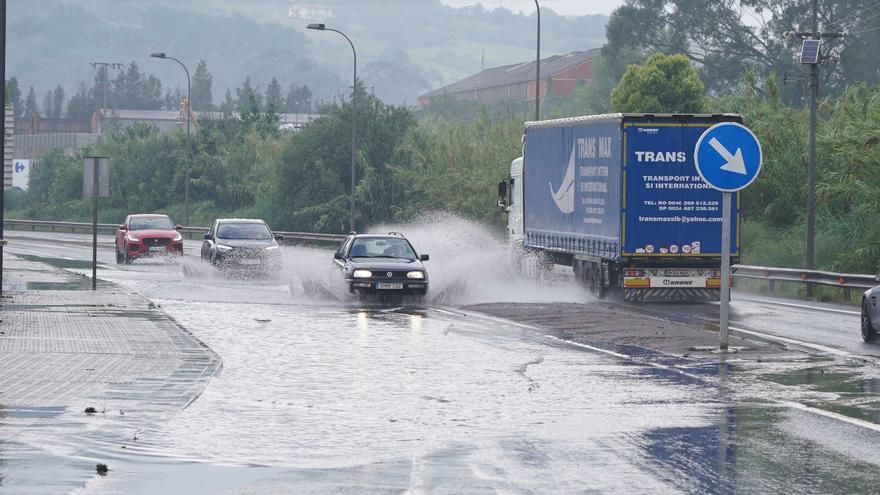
<box><xmin>3</xmin><ymin>227</ymin><xmax>880</xmax><ymax>493</ymax></box>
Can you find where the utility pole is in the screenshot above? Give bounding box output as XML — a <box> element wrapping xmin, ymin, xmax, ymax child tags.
<box><xmin>89</xmin><ymin>62</ymin><xmax>124</xmax><ymax>127</ymax></box>
<box><xmin>805</xmin><ymin>0</ymin><xmax>818</xmax><ymax>297</ymax></box>
<box><xmin>793</xmin><ymin>0</ymin><xmax>845</xmax><ymax>297</ymax></box>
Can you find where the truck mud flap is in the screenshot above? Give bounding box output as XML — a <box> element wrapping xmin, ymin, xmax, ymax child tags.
<box><xmin>624</xmin><ymin>288</ymin><xmax>720</xmax><ymax>302</ymax></box>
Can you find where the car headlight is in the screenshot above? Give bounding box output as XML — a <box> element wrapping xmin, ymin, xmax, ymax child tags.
<box><xmin>173</xmin><ymin>233</ymin><xmax>183</xmax><ymax>242</ymax></box>
<box><xmin>126</xmin><ymin>234</ymin><xmax>139</xmax><ymax>242</ymax></box>
<box><xmin>265</xmin><ymin>245</ymin><xmax>279</xmax><ymax>251</ymax></box>
<box><xmin>216</xmin><ymin>244</ymin><xmax>233</xmax><ymax>252</ymax></box>
<box><xmin>407</xmin><ymin>271</ymin><xmax>425</xmax><ymax>279</ymax></box>
<box><xmin>353</xmin><ymin>269</ymin><xmax>372</xmax><ymax>278</ymax></box>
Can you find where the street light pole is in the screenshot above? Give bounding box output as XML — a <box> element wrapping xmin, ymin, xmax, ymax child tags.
<box><xmin>150</xmin><ymin>52</ymin><xmax>191</xmax><ymax>226</ymax></box>
<box><xmin>308</xmin><ymin>23</ymin><xmax>357</xmax><ymax>232</ymax></box>
<box><xmin>534</xmin><ymin>0</ymin><xmax>541</xmax><ymax>122</ymax></box>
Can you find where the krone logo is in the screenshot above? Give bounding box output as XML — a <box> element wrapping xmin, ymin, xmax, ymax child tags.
<box><xmin>549</xmin><ymin>145</ymin><xmax>576</xmax><ymax>214</ymax></box>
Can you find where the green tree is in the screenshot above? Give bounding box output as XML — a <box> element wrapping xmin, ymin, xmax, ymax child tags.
<box><xmin>285</xmin><ymin>84</ymin><xmax>312</xmax><ymax>113</ymax></box>
<box><xmin>24</xmin><ymin>86</ymin><xmax>38</xmax><ymax>116</ymax></box>
<box><xmin>6</xmin><ymin>77</ymin><xmax>22</xmax><ymax>115</ymax></box>
<box><xmin>113</xmin><ymin>62</ymin><xmax>163</xmax><ymax>109</ymax></box>
<box><xmin>265</xmin><ymin>77</ymin><xmax>283</xmax><ymax>114</ymax></box>
<box><xmin>66</xmin><ymin>83</ymin><xmax>95</xmax><ymax>118</ymax></box>
<box><xmin>42</xmin><ymin>90</ymin><xmax>53</xmax><ymax>118</ymax></box>
<box><xmin>220</xmin><ymin>88</ymin><xmax>235</xmax><ymax>112</ymax></box>
<box><xmin>611</xmin><ymin>53</ymin><xmax>708</xmax><ymax>113</ymax></box>
<box><xmin>267</xmin><ymin>82</ymin><xmax>415</xmax><ymax>232</ymax></box>
<box><xmin>235</xmin><ymin>77</ymin><xmax>261</xmax><ymax>114</ymax></box>
<box><xmin>52</xmin><ymin>85</ymin><xmax>65</xmax><ymax>118</ymax></box>
<box><xmin>602</xmin><ymin>0</ymin><xmax>880</xmax><ymax>101</ymax></box>
<box><xmin>191</xmin><ymin>60</ymin><xmax>213</xmax><ymax>111</ymax></box>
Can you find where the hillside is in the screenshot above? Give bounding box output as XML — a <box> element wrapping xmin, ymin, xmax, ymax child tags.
<box><xmin>8</xmin><ymin>0</ymin><xmax>607</xmax><ymax>106</ymax></box>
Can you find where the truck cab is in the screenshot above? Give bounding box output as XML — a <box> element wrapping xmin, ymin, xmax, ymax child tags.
<box><xmin>498</xmin><ymin>157</ymin><xmax>524</xmax><ymax>250</ymax></box>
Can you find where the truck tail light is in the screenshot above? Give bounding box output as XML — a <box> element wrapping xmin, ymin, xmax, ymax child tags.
<box><xmin>624</xmin><ymin>277</ymin><xmax>650</xmax><ymax>287</ymax></box>
<box><xmin>624</xmin><ymin>269</ymin><xmax>644</xmax><ymax>277</ymax></box>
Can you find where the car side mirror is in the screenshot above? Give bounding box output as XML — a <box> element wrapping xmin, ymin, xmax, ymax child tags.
<box><xmin>274</xmin><ymin>234</ymin><xmax>285</xmax><ymax>241</ymax></box>
<box><xmin>334</xmin><ymin>252</ymin><xmax>344</xmax><ymax>260</ymax></box>
<box><xmin>203</xmin><ymin>233</ymin><xmax>213</xmax><ymax>240</ymax></box>
<box><xmin>420</xmin><ymin>254</ymin><xmax>430</xmax><ymax>261</ymax></box>
<box><xmin>497</xmin><ymin>180</ymin><xmax>507</xmax><ymax>197</ymax></box>
<box><xmin>175</xmin><ymin>224</ymin><xmax>183</xmax><ymax>230</ymax></box>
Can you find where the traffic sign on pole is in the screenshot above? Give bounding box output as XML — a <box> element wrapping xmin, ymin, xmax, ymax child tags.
<box><xmin>694</xmin><ymin>122</ymin><xmax>763</xmax><ymax>351</ymax></box>
<box><xmin>694</xmin><ymin>122</ymin><xmax>762</xmax><ymax>192</ymax></box>
<box><xmin>83</xmin><ymin>157</ymin><xmax>110</xmax><ymax>290</ymax></box>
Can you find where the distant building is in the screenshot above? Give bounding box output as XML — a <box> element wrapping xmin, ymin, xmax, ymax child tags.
<box><xmin>13</xmin><ymin>114</ymin><xmax>97</xmax><ymax>161</ymax></box>
<box><xmin>418</xmin><ymin>50</ymin><xmax>597</xmax><ymax>106</ymax></box>
<box><xmin>91</xmin><ymin>109</ymin><xmax>321</xmax><ymax>135</ymax></box>
<box><xmin>12</xmin><ymin>107</ymin><xmax>320</xmax><ymax>161</ymax></box>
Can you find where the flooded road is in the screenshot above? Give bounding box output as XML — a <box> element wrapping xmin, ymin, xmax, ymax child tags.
<box><xmin>3</xmin><ymin>224</ymin><xmax>880</xmax><ymax>493</ymax></box>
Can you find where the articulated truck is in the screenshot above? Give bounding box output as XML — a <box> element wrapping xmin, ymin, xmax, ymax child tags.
<box><xmin>497</xmin><ymin>113</ymin><xmax>741</xmax><ymax>301</ymax></box>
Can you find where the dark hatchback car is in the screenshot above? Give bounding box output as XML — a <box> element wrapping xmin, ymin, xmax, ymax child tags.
<box><xmin>201</xmin><ymin>219</ymin><xmax>283</xmax><ymax>271</ymax></box>
<box><xmin>862</xmin><ymin>275</ymin><xmax>880</xmax><ymax>342</ymax></box>
<box><xmin>334</xmin><ymin>233</ymin><xmax>429</xmax><ymax>296</ymax></box>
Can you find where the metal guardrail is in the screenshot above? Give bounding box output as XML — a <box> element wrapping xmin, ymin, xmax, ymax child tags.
<box><xmin>2</xmin><ymin>219</ymin><xmax>347</xmax><ymax>244</ymax></box>
<box><xmin>734</xmin><ymin>264</ymin><xmax>878</xmax><ymax>299</ymax></box>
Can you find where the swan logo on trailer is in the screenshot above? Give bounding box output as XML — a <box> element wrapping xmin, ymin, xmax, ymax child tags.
<box><xmin>549</xmin><ymin>145</ymin><xmax>576</xmax><ymax>214</ymax></box>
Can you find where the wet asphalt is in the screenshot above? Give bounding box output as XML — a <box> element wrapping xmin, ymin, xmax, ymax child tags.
<box><xmin>3</xmin><ymin>228</ymin><xmax>880</xmax><ymax>493</ymax></box>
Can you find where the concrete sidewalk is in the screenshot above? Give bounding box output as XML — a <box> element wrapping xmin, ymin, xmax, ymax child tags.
<box><xmin>0</xmin><ymin>254</ymin><xmax>220</xmax><ymax>493</ymax></box>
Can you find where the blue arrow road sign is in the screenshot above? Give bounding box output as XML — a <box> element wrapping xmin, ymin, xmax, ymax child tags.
<box><xmin>694</xmin><ymin>122</ymin><xmax>762</xmax><ymax>192</ymax></box>
<box><xmin>14</xmin><ymin>162</ymin><xmax>24</xmax><ymax>173</ymax></box>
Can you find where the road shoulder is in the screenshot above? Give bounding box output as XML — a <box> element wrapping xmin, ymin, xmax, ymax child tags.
<box><xmin>0</xmin><ymin>254</ymin><xmax>221</xmax><ymax>491</ymax></box>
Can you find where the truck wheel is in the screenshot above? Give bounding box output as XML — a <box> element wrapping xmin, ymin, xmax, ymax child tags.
<box><xmin>536</xmin><ymin>254</ymin><xmax>554</xmax><ymax>273</ymax></box>
<box><xmin>590</xmin><ymin>262</ymin><xmax>605</xmax><ymax>300</ymax></box>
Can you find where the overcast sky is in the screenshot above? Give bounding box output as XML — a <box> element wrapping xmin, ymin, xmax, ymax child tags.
<box><xmin>442</xmin><ymin>0</ymin><xmax>625</xmax><ymax>16</ymax></box>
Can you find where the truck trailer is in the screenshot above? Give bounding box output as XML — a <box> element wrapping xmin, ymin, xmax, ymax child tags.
<box><xmin>497</xmin><ymin>113</ymin><xmax>741</xmax><ymax>302</ymax></box>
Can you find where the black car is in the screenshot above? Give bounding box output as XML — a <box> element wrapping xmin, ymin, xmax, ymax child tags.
<box><xmin>334</xmin><ymin>233</ymin><xmax>429</xmax><ymax>296</ymax></box>
<box><xmin>201</xmin><ymin>218</ymin><xmax>283</xmax><ymax>271</ymax></box>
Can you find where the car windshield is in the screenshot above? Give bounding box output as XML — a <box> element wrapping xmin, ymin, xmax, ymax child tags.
<box><xmin>218</xmin><ymin>223</ymin><xmax>272</xmax><ymax>240</ymax></box>
<box><xmin>349</xmin><ymin>238</ymin><xmax>416</xmax><ymax>259</ymax></box>
<box><xmin>130</xmin><ymin>216</ymin><xmax>175</xmax><ymax>230</ymax></box>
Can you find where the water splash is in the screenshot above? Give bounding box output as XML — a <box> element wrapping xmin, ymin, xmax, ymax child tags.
<box><xmin>369</xmin><ymin>212</ymin><xmax>591</xmax><ymax>305</ymax></box>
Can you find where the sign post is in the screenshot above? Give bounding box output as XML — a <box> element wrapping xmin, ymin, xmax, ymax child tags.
<box><xmin>83</xmin><ymin>157</ymin><xmax>110</xmax><ymax>290</ymax></box>
<box><xmin>694</xmin><ymin>122</ymin><xmax>762</xmax><ymax>350</ymax></box>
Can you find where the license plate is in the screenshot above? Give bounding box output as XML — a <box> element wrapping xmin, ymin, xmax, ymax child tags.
<box><xmin>375</xmin><ymin>283</ymin><xmax>403</xmax><ymax>290</ymax></box>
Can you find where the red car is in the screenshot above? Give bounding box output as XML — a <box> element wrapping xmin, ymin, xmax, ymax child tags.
<box><xmin>115</xmin><ymin>214</ymin><xmax>184</xmax><ymax>264</ymax></box>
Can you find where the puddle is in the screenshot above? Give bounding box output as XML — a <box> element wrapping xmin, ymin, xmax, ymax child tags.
<box><xmin>16</xmin><ymin>254</ymin><xmax>102</xmax><ymax>270</ymax></box>
<box><xmin>758</xmin><ymin>366</ymin><xmax>880</xmax><ymax>423</ymax></box>
<box><xmin>26</xmin><ymin>280</ymin><xmax>112</xmax><ymax>291</ymax></box>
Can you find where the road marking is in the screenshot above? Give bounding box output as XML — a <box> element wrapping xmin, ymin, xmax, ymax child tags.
<box><xmin>6</xmin><ymin>247</ymin><xmax>75</xmax><ymax>260</ymax></box>
<box><xmin>779</xmin><ymin>400</ymin><xmax>880</xmax><ymax>433</ymax></box>
<box><xmin>728</xmin><ymin>325</ymin><xmax>856</xmax><ymax>358</ymax></box>
<box><xmin>737</xmin><ymin>296</ymin><xmax>861</xmax><ymax>316</ymax></box>
<box><xmin>431</xmin><ymin>308</ymin><xmax>461</xmax><ymax>317</ymax></box>
<box><xmin>439</xmin><ymin>308</ymin><xmax>704</xmax><ymax>381</ymax></box>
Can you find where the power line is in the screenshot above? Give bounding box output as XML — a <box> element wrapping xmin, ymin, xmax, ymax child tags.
<box><xmin>849</xmin><ymin>24</ymin><xmax>880</xmax><ymax>35</ymax></box>
<box><xmin>825</xmin><ymin>1</ymin><xmax>880</xmax><ymax>31</ymax></box>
